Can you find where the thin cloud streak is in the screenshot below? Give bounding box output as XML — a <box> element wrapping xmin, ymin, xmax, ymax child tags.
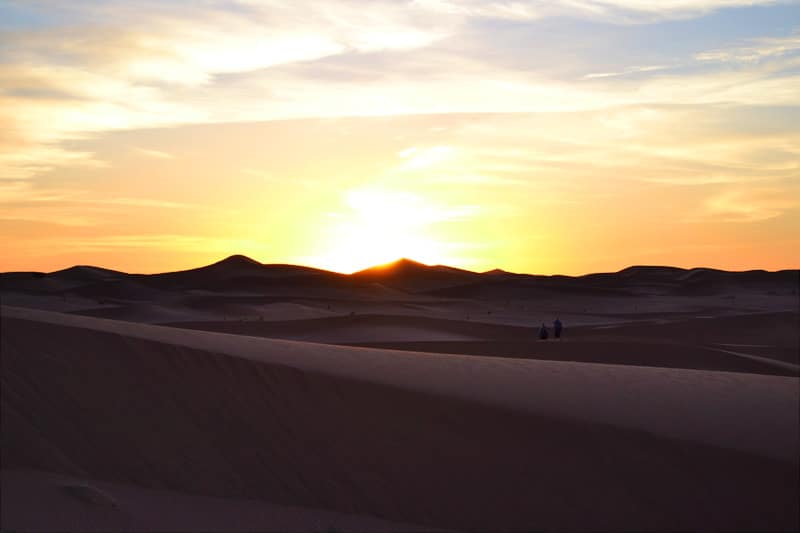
<box><xmin>695</xmin><ymin>32</ymin><xmax>800</xmax><ymax>63</ymax></box>
<box><xmin>701</xmin><ymin>188</ymin><xmax>800</xmax><ymax>222</ymax></box>
<box><xmin>583</xmin><ymin>65</ymin><xmax>671</xmax><ymax>79</ymax></box>
<box><xmin>131</xmin><ymin>147</ymin><xmax>174</xmax><ymax>159</ymax></box>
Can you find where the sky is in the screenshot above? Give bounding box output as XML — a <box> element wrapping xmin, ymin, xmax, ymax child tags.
<box><xmin>1</xmin><ymin>0</ymin><xmax>799</xmax><ymax>275</ymax></box>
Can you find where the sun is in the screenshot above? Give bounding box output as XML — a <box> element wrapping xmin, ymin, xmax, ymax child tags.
<box><xmin>307</xmin><ymin>188</ymin><xmax>455</xmax><ymax>273</ymax></box>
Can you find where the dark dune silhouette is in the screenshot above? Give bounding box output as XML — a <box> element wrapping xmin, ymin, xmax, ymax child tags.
<box><xmin>3</xmin><ymin>254</ymin><xmax>796</xmax><ymax>298</ymax></box>
<box><xmin>350</xmin><ymin>257</ymin><xmax>481</xmax><ymax>291</ymax></box>
<box><xmin>50</xmin><ymin>265</ymin><xmax>127</xmax><ymax>281</ymax></box>
<box><xmin>136</xmin><ymin>255</ymin><xmax>344</xmax><ymax>290</ymax></box>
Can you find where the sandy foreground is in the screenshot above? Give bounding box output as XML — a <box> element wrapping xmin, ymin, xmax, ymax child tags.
<box><xmin>1</xmin><ymin>469</ymin><xmax>430</xmax><ymax>532</ymax></box>
<box><xmin>2</xmin><ymin>304</ymin><xmax>798</xmax><ymax>531</ymax></box>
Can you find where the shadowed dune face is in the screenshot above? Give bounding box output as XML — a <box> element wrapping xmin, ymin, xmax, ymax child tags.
<box><xmin>2</xmin><ymin>311</ymin><xmax>798</xmax><ymax>531</ymax></box>
<box><xmin>1</xmin><ymin>469</ymin><xmax>426</xmax><ymax>532</ymax></box>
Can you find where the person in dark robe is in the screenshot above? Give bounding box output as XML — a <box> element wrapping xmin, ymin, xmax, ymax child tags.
<box><xmin>538</xmin><ymin>323</ymin><xmax>549</xmax><ymax>340</ymax></box>
<box><xmin>554</xmin><ymin>318</ymin><xmax>563</xmax><ymax>339</ymax></box>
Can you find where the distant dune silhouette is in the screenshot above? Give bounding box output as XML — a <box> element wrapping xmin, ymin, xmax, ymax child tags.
<box><xmin>2</xmin><ymin>254</ymin><xmax>795</xmax><ymax>296</ymax></box>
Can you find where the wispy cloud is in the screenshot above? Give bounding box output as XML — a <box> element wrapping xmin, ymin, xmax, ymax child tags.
<box><xmin>0</xmin><ymin>0</ymin><xmax>452</xmax><ymax>178</ymax></box>
<box><xmin>583</xmin><ymin>65</ymin><xmax>670</xmax><ymax>79</ymax></box>
<box><xmin>703</xmin><ymin>188</ymin><xmax>800</xmax><ymax>222</ymax></box>
<box><xmin>398</xmin><ymin>145</ymin><xmax>455</xmax><ymax>170</ymax></box>
<box><xmin>587</xmin><ymin>1</ymin><xmax>794</xmax><ymax>24</ymax></box>
<box><xmin>411</xmin><ymin>0</ymin><xmax>543</xmax><ymax>20</ymax></box>
<box><xmin>430</xmin><ymin>174</ymin><xmax>527</xmax><ymax>186</ymax></box>
<box><xmin>130</xmin><ymin>147</ymin><xmax>174</xmax><ymax>159</ymax></box>
<box><xmin>58</xmin><ymin>234</ymin><xmax>269</xmax><ymax>252</ymax></box>
<box><xmin>414</xmin><ymin>0</ymin><xmax>787</xmax><ymax>22</ymax></box>
<box><xmin>101</xmin><ymin>197</ymin><xmax>193</xmax><ymax>208</ymax></box>
<box><xmin>240</xmin><ymin>168</ymin><xmax>320</xmax><ymax>187</ymax></box>
<box><xmin>0</xmin><ymin>182</ymin><xmax>226</xmax><ymax>228</ymax></box>
<box><xmin>695</xmin><ymin>32</ymin><xmax>800</xmax><ymax>63</ymax></box>
<box><xmin>0</xmin><ymin>3</ymin><xmax>795</xmax><ymax>178</ymax></box>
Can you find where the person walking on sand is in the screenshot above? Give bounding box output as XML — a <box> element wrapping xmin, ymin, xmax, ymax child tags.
<box><xmin>554</xmin><ymin>318</ymin><xmax>563</xmax><ymax>339</ymax></box>
<box><xmin>538</xmin><ymin>323</ymin><xmax>549</xmax><ymax>340</ymax></box>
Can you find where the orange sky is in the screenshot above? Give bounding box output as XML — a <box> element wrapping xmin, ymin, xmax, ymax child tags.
<box><xmin>1</xmin><ymin>1</ymin><xmax>799</xmax><ymax>275</ymax></box>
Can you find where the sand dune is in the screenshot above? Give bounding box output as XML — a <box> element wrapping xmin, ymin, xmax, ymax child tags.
<box><xmin>349</xmin><ymin>338</ymin><xmax>798</xmax><ymax>375</ymax></box>
<box><xmin>71</xmin><ymin>302</ymin><xmax>215</xmax><ymax>324</ymax></box>
<box><xmin>429</xmin><ymin>265</ymin><xmax>799</xmax><ymax>299</ymax></box>
<box><xmin>142</xmin><ymin>255</ymin><xmax>334</xmax><ymax>285</ymax></box>
<box><xmin>1</xmin><ymin>469</ymin><xmax>426</xmax><ymax>532</ymax></box>
<box><xmin>352</xmin><ymin>258</ymin><xmax>481</xmax><ymax>291</ymax></box>
<box><xmin>50</xmin><ymin>265</ymin><xmax>127</xmax><ymax>283</ymax></box>
<box><xmin>2</xmin><ymin>305</ymin><xmax>798</xmax><ymax>531</ymax></box>
<box><xmin>2</xmin><ymin>259</ymin><xmax>798</xmax><ymax>531</ymax></box>
<box><xmin>4</xmin><ymin>256</ymin><xmax>795</xmax><ymax>302</ymax></box>
<box><xmin>3</xmin><ymin>257</ymin><xmax>795</xmax><ymax>335</ymax></box>
<box><xmin>166</xmin><ymin>314</ymin><xmax>520</xmax><ymax>343</ymax></box>
<box><xmin>164</xmin><ymin>311</ymin><xmax>799</xmax><ymax>374</ymax></box>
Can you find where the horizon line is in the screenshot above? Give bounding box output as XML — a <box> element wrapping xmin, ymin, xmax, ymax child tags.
<box><xmin>3</xmin><ymin>254</ymin><xmax>797</xmax><ymax>279</ymax></box>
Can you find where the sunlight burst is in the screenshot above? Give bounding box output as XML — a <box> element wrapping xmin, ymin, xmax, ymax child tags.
<box><xmin>309</xmin><ymin>188</ymin><xmax>455</xmax><ymax>273</ymax></box>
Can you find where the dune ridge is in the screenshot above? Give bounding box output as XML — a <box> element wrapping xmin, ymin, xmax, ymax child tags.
<box><xmin>4</xmin><ymin>305</ymin><xmax>798</xmax><ymax>463</ymax></box>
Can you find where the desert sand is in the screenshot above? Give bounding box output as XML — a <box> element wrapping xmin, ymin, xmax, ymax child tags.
<box><xmin>1</xmin><ymin>256</ymin><xmax>798</xmax><ymax>531</ymax></box>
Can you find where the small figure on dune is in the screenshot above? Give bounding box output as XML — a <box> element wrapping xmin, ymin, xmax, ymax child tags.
<box><xmin>538</xmin><ymin>323</ymin><xmax>549</xmax><ymax>340</ymax></box>
<box><xmin>554</xmin><ymin>318</ymin><xmax>563</xmax><ymax>339</ymax></box>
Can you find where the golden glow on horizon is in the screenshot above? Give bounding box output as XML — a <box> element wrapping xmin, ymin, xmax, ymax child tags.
<box><xmin>1</xmin><ymin>112</ymin><xmax>798</xmax><ymax>276</ymax></box>
<box><xmin>305</xmin><ymin>188</ymin><xmax>458</xmax><ymax>273</ymax></box>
